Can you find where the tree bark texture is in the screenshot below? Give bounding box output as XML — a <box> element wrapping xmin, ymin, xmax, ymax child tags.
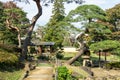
<box><xmin>6</xmin><ymin>19</ymin><xmax>21</xmax><ymax>48</ymax></box>
<box><xmin>66</xmin><ymin>43</ymin><xmax>85</xmax><ymax>65</ymax></box>
<box><xmin>66</xmin><ymin>32</ymin><xmax>87</xmax><ymax>65</ymax></box>
<box><xmin>21</xmin><ymin>0</ymin><xmax>42</xmax><ymax>60</ymax></box>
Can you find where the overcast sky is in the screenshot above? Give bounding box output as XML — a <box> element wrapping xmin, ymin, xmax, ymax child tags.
<box><xmin>1</xmin><ymin>0</ymin><xmax>120</xmax><ymax>30</ymax></box>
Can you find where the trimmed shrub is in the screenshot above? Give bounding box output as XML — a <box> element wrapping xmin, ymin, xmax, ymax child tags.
<box><xmin>0</xmin><ymin>50</ymin><xmax>18</xmax><ymax>70</ymax></box>
<box><xmin>105</xmin><ymin>62</ymin><xmax>120</xmax><ymax>70</ymax></box>
<box><xmin>56</xmin><ymin>50</ymin><xmax>64</xmax><ymax>59</ymax></box>
<box><xmin>56</xmin><ymin>52</ymin><xmax>64</xmax><ymax>59</ymax></box>
<box><xmin>37</xmin><ymin>55</ymin><xmax>50</xmax><ymax>60</ymax></box>
<box><xmin>72</xmin><ymin>61</ymin><xmax>81</xmax><ymax>66</ymax></box>
<box><xmin>57</xmin><ymin>66</ymin><xmax>77</xmax><ymax>80</ymax></box>
<box><xmin>0</xmin><ymin>44</ymin><xmax>17</xmax><ymax>52</ymax></box>
<box><xmin>72</xmin><ymin>57</ymin><xmax>83</xmax><ymax>66</ymax></box>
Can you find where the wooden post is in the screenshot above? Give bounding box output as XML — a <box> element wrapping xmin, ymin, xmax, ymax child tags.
<box><xmin>50</xmin><ymin>45</ymin><xmax>53</xmax><ymax>53</ymax></box>
<box><xmin>105</xmin><ymin>52</ymin><xmax>107</xmax><ymax>69</ymax></box>
<box><xmin>99</xmin><ymin>50</ymin><xmax>101</xmax><ymax>68</ymax></box>
<box><xmin>37</xmin><ymin>45</ymin><xmax>42</xmax><ymax>56</ymax></box>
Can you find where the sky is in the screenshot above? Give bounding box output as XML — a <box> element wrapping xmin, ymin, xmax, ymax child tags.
<box><xmin>1</xmin><ymin>0</ymin><xmax>120</xmax><ymax>30</ymax></box>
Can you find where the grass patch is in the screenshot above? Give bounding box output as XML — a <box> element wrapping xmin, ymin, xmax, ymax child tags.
<box><xmin>65</xmin><ymin>65</ymin><xmax>89</xmax><ymax>79</ymax></box>
<box><xmin>91</xmin><ymin>53</ymin><xmax>120</xmax><ymax>62</ymax></box>
<box><xmin>63</xmin><ymin>52</ymin><xmax>77</xmax><ymax>60</ymax></box>
<box><xmin>0</xmin><ymin>70</ymin><xmax>24</xmax><ymax>80</ymax></box>
<box><xmin>64</xmin><ymin>52</ymin><xmax>77</xmax><ymax>57</ymax></box>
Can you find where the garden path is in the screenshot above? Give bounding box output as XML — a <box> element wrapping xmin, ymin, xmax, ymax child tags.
<box><xmin>24</xmin><ymin>66</ymin><xmax>53</xmax><ymax>80</ymax></box>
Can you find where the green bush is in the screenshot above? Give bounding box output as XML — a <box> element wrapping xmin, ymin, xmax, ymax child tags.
<box><xmin>56</xmin><ymin>50</ymin><xmax>64</xmax><ymax>59</ymax></box>
<box><xmin>111</xmin><ymin>62</ymin><xmax>120</xmax><ymax>69</ymax></box>
<box><xmin>56</xmin><ymin>53</ymin><xmax>64</xmax><ymax>59</ymax></box>
<box><xmin>72</xmin><ymin>57</ymin><xmax>83</xmax><ymax>66</ymax></box>
<box><xmin>105</xmin><ymin>62</ymin><xmax>120</xmax><ymax>70</ymax></box>
<box><xmin>37</xmin><ymin>55</ymin><xmax>50</xmax><ymax>60</ymax></box>
<box><xmin>57</xmin><ymin>66</ymin><xmax>77</xmax><ymax>80</ymax></box>
<box><xmin>72</xmin><ymin>61</ymin><xmax>82</xmax><ymax>66</ymax></box>
<box><xmin>0</xmin><ymin>44</ymin><xmax>17</xmax><ymax>52</ymax></box>
<box><xmin>105</xmin><ymin>63</ymin><xmax>112</xmax><ymax>69</ymax></box>
<box><xmin>0</xmin><ymin>50</ymin><xmax>18</xmax><ymax>70</ymax></box>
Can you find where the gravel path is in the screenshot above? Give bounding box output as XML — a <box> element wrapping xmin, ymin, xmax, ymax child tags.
<box><xmin>24</xmin><ymin>66</ymin><xmax>53</xmax><ymax>80</ymax></box>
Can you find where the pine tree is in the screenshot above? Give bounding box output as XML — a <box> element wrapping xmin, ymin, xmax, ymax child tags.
<box><xmin>44</xmin><ymin>0</ymin><xmax>65</xmax><ymax>49</ymax></box>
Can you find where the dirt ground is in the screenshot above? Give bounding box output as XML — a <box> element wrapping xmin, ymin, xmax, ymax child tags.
<box><xmin>91</xmin><ymin>68</ymin><xmax>120</xmax><ymax>79</ymax></box>
<box><xmin>24</xmin><ymin>66</ymin><xmax>53</xmax><ymax>80</ymax></box>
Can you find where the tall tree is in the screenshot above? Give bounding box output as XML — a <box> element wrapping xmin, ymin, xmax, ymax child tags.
<box><xmin>2</xmin><ymin>1</ymin><xmax>29</xmax><ymax>47</ymax></box>
<box><xmin>66</xmin><ymin>5</ymin><xmax>111</xmax><ymax>64</ymax></box>
<box><xmin>0</xmin><ymin>1</ymin><xmax>3</xmax><ymax>29</ymax></box>
<box><xmin>66</xmin><ymin>5</ymin><xmax>111</xmax><ymax>42</ymax></box>
<box><xmin>13</xmin><ymin>0</ymin><xmax>84</xmax><ymax>60</ymax></box>
<box><xmin>106</xmin><ymin>3</ymin><xmax>120</xmax><ymax>40</ymax></box>
<box><xmin>67</xmin><ymin>5</ymin><xmax>106</xmax><ymax>32</ymax></box>
<box><xmin>43</xmin><ymin>0</ymin><xmax>65</xmax><ymax>49</ymax></box>
<box><xmin>106</xmin><ymin>3</ymin><xmax>120</xmax><ymax>31</ymax></box>
<box><xmin>21</xmin><ymin>0</ymin><xmax>42</xmax><ymax>59</ymax></box>
<box><xmin>0</xmin><ymin>1</ymin><xmax>4</xmax><ymax>43</ymax></box>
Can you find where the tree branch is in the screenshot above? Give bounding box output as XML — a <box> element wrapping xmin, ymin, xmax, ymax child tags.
<box><xmin>6</xmin><ymin>19</ymin><xmax>20</xmax><ymax>32</ymax></box>
<box><xmin>31</xmin><ymin>0</ymin><xmax>42</xmax><ymax>25</ymax></box>
<box><xmin>6</xmin><ymin>19</ymin><xmax>21</xmax><ymax>48</ymax></box>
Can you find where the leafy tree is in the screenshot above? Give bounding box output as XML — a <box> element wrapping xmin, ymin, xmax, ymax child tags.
<box><xmin>66</xmin><ymin>5</ymin><xmax>112</xmax><ymax>64</ymax></box>
<box><xmin>106</xmin><ymin>3</ymin><xmax>120</xmax><ymax>31</ymax></box>
<box><xmin>0</xmin><ymin>2</ymin><xmax>18</xmax><ymax>45</ymax></box>
<box><xmin>34</xmin><ymin>25</ymin><xmax>45</xmax><ymax>41</ymax></box>
<box><xmin>90</xmin><ymin>40</ymin><xmax>120</xmax><ymax>55</ymax></box>
<box><xmin>44</xmin><ymin>0</ymin><xmax>84</xmax><ymax>48</ymax></box>
<box><xmin>2</xmin><ymin>1</ymin><xmax>29</xmax><ymax>47</ymax></box>
<box><xmin>0</xmin><ymin>1</ymin><xmax>4</xmax><ymax>43</ymax></box>
<box><xmin>67</xmin><ymin>5</ymin><xmax>106</xmax><ymax>25</ymax></box>
<box><xmin>57</xmin><ymin>66</ymin><xmax>74</xmax><ymax>80</ymax></box>
<box><xmin>0</xmin><ymin>1</ymin><xmax>3</xmax><ymax>29</ymax></box>
<box><xmin>106</xmin><ymin>4</ymin><xmax>120</xmax><ymax>40</ymax></box>
<box><xmin>66</xmin><ymin>4</ymin><xmax>111</xmax><ymax>42</ymax></box>
<box><xmin>88</xmin><ymin>21</ymin><xmax>112</xmax><ymax>42</ymax></box>
<box><xmin>13</xmin><ymin>0</ymin><xmax>84</xmax><ymax>60</ymax></box>
<box><xmin>43</xmin><ymin>0</ymin><xmax>66</xmax><ymax>49</ymax></box>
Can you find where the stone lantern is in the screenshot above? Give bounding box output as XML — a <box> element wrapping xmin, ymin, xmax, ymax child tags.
<box><xmin>82</xmin><ymin>48</ymin><xmax>92</xmax><ymax>67</ymax></box>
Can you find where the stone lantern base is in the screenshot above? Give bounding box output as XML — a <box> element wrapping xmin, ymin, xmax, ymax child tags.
<box><xmin>82</xmin><ymin>56</ymin><xmax>92</xmax><ymax>67</ymax></box>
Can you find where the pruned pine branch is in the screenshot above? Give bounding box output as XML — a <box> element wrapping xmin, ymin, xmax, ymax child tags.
<box><xmin>6</xmin><ymin>19</ymin><xmax>22</xmax><ymax>48</ymax></box>
<box><xmin>6</xmin><ymin>19</ymin><xmax>20</xmax><ymax>32</ymax></box>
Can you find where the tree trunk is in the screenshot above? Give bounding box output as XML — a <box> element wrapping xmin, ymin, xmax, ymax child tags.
<box><xmin>66</xmin><ymin>49</ymin><xmax>84</xmax><ymax>65</ymax></box>
<box><xmin>21</xmin><ymin>0</ymin><xmax>42</xmax><ymax>60</ymax></box>
<box><xmin>6</xmin><ymin>19</ymin><xmax>21</xmax><ymax>48</ymax></box>
<box><xmin>18</xmin><ymin>31</ymin><xmax>21</xmax><ymax>48</ymax></box>
<box><xmin>66</xmin><ymin>43</ymin><xmax>85</xmax><ymax>65</ymax></box>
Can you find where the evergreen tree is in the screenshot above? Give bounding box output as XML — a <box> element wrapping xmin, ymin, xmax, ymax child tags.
<box><xmin>106</xmin><ymin>4</ymin><xmax>120</xmax><ymax>40</ymax></box>
<box><xmin>9</xmin><ymin>0</ymin><xmax>84</xmax><ymax>60</ymax></box>
<box><xmin>67</xmin><ymin>5</ymin><xmax>111</xmax><ymax>42</ymax></box>
<box><xmin>44</xmin><ymin>0</ymin><xmax>65</xmax><ymax>49</ymax></box>
<box><xmin>0</xmin><ymin>1</ymin><xmax>4</xmax><ymax>43</ymax></box>
<box><xmin>0</xmin><ymin>1</ymin><xmax>29</xmax><ymax>46</ymax></box>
